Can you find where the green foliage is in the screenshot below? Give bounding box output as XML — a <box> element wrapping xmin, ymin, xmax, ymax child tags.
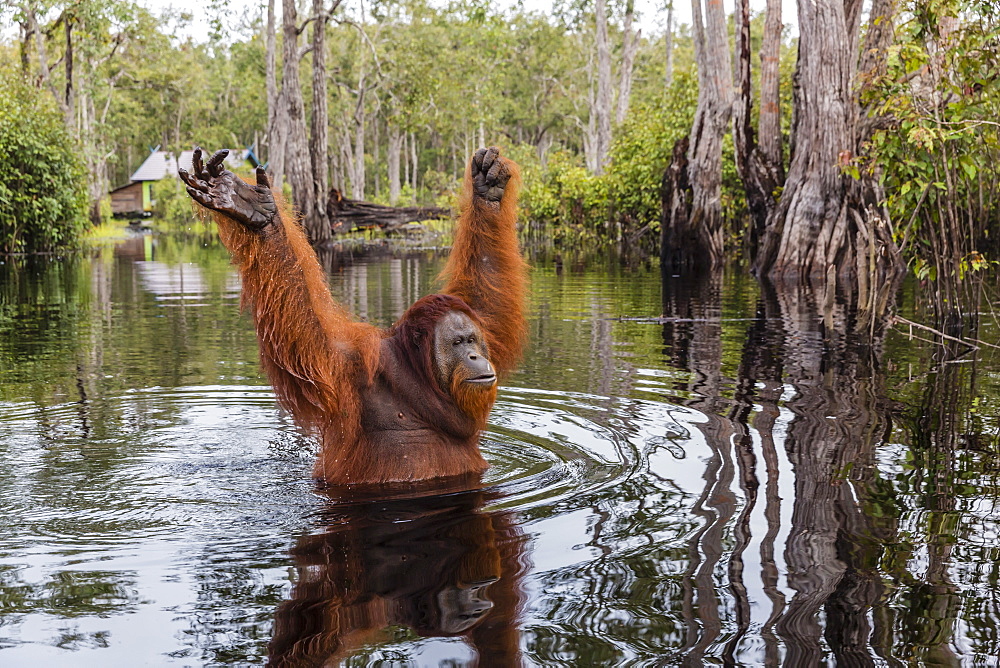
<box><xmin>151</xmin><ymin>176</ymin><xmax>202</xmax><ymax>231</ymax></box>
<box><xmin>604</xmin><ymin>74</ymin><xmax>698</xmax><ymax>238</ymax></box>
<box><xmin>865</xmin><ymin>0</ymin><xmax>1000</xmax><ymax>285</ymax></box>
<box><xmin>512</xmin><ymin>73</ymin><xmax>706</xmax><ymax>249</ymax></box>
<box><xmin>511</xmin><ymin>146</ymin><xmax>609</xmax><ymax>244</ymax></box>
<box><xmin>0</xmin><ymin>68</ymin><xmax>88</xmax><ymax>253</ymax></box>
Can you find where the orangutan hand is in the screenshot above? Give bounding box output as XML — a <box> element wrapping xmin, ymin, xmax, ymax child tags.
<box><xmin>178</xmin><ymin>147</ymin><xmax>278</xmax><ymax>231</ymax></box>
<box><xmin>471</xmin><ymin>146</ymin><xmax>510</xmax><ymax>204</ymax></box>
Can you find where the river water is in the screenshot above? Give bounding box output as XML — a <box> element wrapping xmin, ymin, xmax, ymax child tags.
<box><xmin>1</xmin><ymin>232</ymin><xmax>998</xmax><ymax>666</ymax></box>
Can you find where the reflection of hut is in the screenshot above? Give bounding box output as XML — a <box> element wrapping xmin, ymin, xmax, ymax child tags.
<box><xmin>136</xmin><ymin>260</ymin><xmax>241</xmax><ymax>301</ymax></box>
<box><xmin>109</xmin><ymin>145</ymin><xmax>262</xmax><ymax>217</ymax></box>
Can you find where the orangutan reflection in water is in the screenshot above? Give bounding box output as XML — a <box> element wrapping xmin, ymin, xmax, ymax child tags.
<box><xmin>267</xmin><ymin>486</ymin><xmax>527</xmax><ymax>667</ymax></box>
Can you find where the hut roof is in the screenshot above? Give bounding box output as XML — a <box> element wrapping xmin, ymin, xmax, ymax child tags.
<box><xmin>129</xmin><ymin>148</ymin><xmax>250</xmax><ymax>182</ymax></box>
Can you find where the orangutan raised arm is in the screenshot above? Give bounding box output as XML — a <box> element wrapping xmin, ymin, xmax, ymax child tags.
<box><xmin>440</xmin><ymin>147</ymin><xmax>528</xmax><ymax>375</ymax></box>
<box><xmin>180</xmin><ymin>146</ymin><xmax>527</xmax><ymax>486</ymax></box>
<box><xmin>179</xmin><ymin>148</ymin><xmax>381</xmax><ymax>447</ymax></box>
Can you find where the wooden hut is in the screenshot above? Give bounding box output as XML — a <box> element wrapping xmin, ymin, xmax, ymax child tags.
<box><xmin>109</xmin><ymin>146</ymin><xmax>260</xmax><ymax>217</ymax></box>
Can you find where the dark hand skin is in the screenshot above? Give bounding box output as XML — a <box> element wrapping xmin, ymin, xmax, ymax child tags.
<box><xmin>178</xmin><ymin>147</ymin><xmax>278</xmax><ymax>231</ymax></box>
<box><xmin>471</xmin><ymin>146</ymin><xmax>510</xmax><ymax>204</ymax></box>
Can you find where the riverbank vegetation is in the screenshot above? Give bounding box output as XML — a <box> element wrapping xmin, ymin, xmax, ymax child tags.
<box><xmin>0</xmin><ymin>0</ymin><xmax>998</xmax><ymax>323</ymax></box>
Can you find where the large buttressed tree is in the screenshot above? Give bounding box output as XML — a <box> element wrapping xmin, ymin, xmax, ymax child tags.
<box><xmin>753</xmin><ymin>0</ymin><xmax>902</xmax><ymax>303</ymax></box>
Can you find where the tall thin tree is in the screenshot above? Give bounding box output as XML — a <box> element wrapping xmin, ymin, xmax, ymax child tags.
<box><xmin>660</xmin><ymin>0</ymin><xmax>733</xmax><ymax>269</ymax></box>
<box><xmin>616</xmin><ymin>0</ymin><xmax>640</xmax><ymax>124</ymax></box>
<box><xmin>594</xmin><ymin>0</ymin><xmax>612</xmax><ymax>174</ymax></box>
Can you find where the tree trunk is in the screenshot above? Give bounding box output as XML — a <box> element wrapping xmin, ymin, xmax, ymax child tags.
<box><xmin>410</xmin><ymin>132</ymin><xmax>417</xmax><ymax>203</ymax></box>
<box><xmin>265</xmin><ymin>0</ymin><xmax>285</xmax><ymax>187</ymax></box>
<box><xmin>733</xmin><ymin>0</ymin><xmax>782</xmax><ymax>255</ymax></box>
<box><xmin>351</xmin><ymin>73</ymin><xmax>366</xmax><ymax>201</ymax></box>
<box><xmin>309</xmin><ymin>0</ymin><xmax>331</xmax><ymax>242</ymax></box>
<box><xmin>755</xmin><ymin>0</ymin><xmax>896</xmax><ymax>284</ymax></box>
<box><xmin>660</xmin><ymin>137</ymin><xmax>692</xmax><ymax>271</ymax></box>
<box><xmin>594</xmin><ymin>0</ymin><xmax>612</xmax><ymax>174</ymax></box>
<box><xmin>616</xmin><ymin>0</ymin><xmax>639</xmax><ymax>125</ymax></box>
<box><xmin>759</xmin><ymin>0</ymin><xmax>783</xmax><ymax>178</ymax></box>
<box><xmin>64</xmin><ymin>14</ymin><xmax>75</xmax><ymax>130</ymax></box>
<box><xmin>660</xmin><ymin>0</ymin><xmax>733</xmax><ymax>269</ymax></box>
<box><xmin>387</xmin><ymin>125</ymin><xmax>402</xmax><ymax>206</ymax></box>
<box><xmin>373</xmin><ymin>117</ymin><xmax>380</xmax><ymax>200</ymax></box>
<box><xmin>281</xmin><ymin>0</ymin><xmax>318</xmax><ymax>240</ymax></box>
<box><xmin>664</xmin><ymin>4</ymin><xmax>675</xmax><ymax>86</ymax></box>
<box><xmin>18</xmin><ymin>17</ymin><xmax>31</xmax><ymax>75</ymax></box>
<box><xmin>328</xmin><ymin>190</ymin><xmax>449</xmax><ymax>233</ymax></box>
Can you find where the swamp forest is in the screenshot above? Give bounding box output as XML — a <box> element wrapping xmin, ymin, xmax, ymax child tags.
<box><xmin>2</xmin><ymin>0</ymin><xmax>1000</xmax><ymax>665</ymax></box>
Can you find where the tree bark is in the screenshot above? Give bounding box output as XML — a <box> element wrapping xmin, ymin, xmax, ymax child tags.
<box><xmin>351</xmin><ymin>62</ymin><xmax>366</xmax><ymax>201</ymax></box>
<box><xmin>265</xmin><ymin>0</ymin><xmax>286</xmax><ymax>187</ymax></box>
<box><xmin>758</xmin><ymin>0</ymin><xmax>783</xmax><ymax>177</ymax></box>
<box><xmin>64</xmin><ymin>13</ymin><xmax>75</xmax><ymax>130</ymax></box>
<box><xmin>733</xmin><ymin>0</ymin><xmax>782</xmax><ymax>255</ymax></box>
<box><xmin>387</xmin><ymin>125</ymin><xmax>402</xmax><ymax>206</ymax></box>
<box><xmin>660</xmin><ymin>0</ymin><xmax>732</xmax><ymax>269</ymax></box>
<box><xmin>309</xmin><ymin>0</ymin><xmax>330</xmax><ymax>241</ymax></box>
<box><xmin>616</xmin><ymin>0</ymin><xmax>639</xmax><ymax>125</ymax></box>
<box><xmin>594</xmin><ymin>0</ymin><xmax>612</xmax><ymax>174</ymax></box>
<box><xmin>753</xmin><ymin>0</ymin><xmax>902</xmax><ymax>333</ymax></box>
<box><xmin>281</xmin><ymin>0</ymin><xmax>319</xmax><ymax>241</ymax></box>
<box><xmin>410</xmin><ymin>131</ymin><xmax>417</xmax><ymax>203</ymax></box>
<box><xmin>660</xmin><ymin>137</ymin><xmax>692</xmax><ymax>271</ymax></box>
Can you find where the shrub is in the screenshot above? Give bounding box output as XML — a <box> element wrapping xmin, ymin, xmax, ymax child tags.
<box><xmin>0</xmin><ymin>69</ymin><xmax>88</xmax><ymax>253</ymax></box>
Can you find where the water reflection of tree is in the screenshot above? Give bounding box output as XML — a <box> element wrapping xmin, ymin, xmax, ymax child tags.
<box><xmin>660</xmin><ymin>267</ymin><xmax>736</xmax><ymax>664</ymax></box>
<box><xmin>660</xmin><ymin>268</ymin><xmax>898</xmax><ymax>665</ymax></box>
<box><xmin>763</xmin><ymin>280</ymin><xmax>893</xmax><ymax>667</ymax></box>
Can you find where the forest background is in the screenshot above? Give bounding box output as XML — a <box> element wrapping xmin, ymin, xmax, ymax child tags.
<box><xmin>1</xmin><ymin>0</ymin><xmax>999</xmax><ymax>329</ymax></box>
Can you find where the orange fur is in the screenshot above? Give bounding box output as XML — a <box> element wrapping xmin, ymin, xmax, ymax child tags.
<box><xmin>209</xmin><ymin>153</ymin><xmax>526</xmax><ymax>486</ymax></box>
<box><xmin>212</xmin><ymin>195</ymin><xmax>381</xmax><ymax>457</ymax></box>
<box><xmin>267</xmin><ymin>492</ymin><xmax>525</xmax><ymax>667</ymax></box>
<box><xmin>441</xmin><ymin>158</ymin><xmax>529</xmax><ymax>375</ymax></box>
<box><xmin>451</xmin><ymin>372</ymin><xmax>498</xmax><ymax>433</ymax></box>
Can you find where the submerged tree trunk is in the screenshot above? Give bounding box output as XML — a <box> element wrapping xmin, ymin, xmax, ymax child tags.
<box><xmin>309</xmin><ymin>0</ymin><xmax>331</xmax><ymax>243</ymax></box>
<box><xmin>616</xmin><ymin>0</ymin><xmax>639</xmax><ymax>125</ymax></box>
<box><xmin>660</xmin><ymin>0</ymin><xmax>733</xmax><ymax>269</ymax></box>
<box><xmin>753</xmin><ymin>0</ymin><xmax>902</xmax><ymax>334</ymax></box>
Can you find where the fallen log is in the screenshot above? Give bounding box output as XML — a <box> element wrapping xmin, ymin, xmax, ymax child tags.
<box><xmin>328</xmin><ymin>189</ymin><xmax>450</xmax><ymax>233</ymax></box>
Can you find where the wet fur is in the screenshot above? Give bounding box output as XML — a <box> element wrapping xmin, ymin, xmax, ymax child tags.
<box><xmin>441</xmin><ymin>159</ymin><xmax>528</xmax><ymax>375</ymax></box>
<box><xmin>208</xmin><ymin>153</ymin><xmax>525</xmax><ymax>485</ymax></box>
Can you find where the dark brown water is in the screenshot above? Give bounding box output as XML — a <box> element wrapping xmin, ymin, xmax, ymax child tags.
<box><xmin>1</xmin><ymin>233</ymin><xmax>999</xmax><ymax>666</ymax></box>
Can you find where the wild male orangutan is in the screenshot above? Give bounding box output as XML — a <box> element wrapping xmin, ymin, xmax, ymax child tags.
<box><xmin>178</xmin><ymin>146</ymin><xmax>527</xmax><ymax>486</ymax></box>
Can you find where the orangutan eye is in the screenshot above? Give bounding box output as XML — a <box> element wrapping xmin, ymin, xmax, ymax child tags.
<box><xmin>453</xmin><ymin>338</ymin><xmax>462</xmax><ymax>346</ymax></box>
